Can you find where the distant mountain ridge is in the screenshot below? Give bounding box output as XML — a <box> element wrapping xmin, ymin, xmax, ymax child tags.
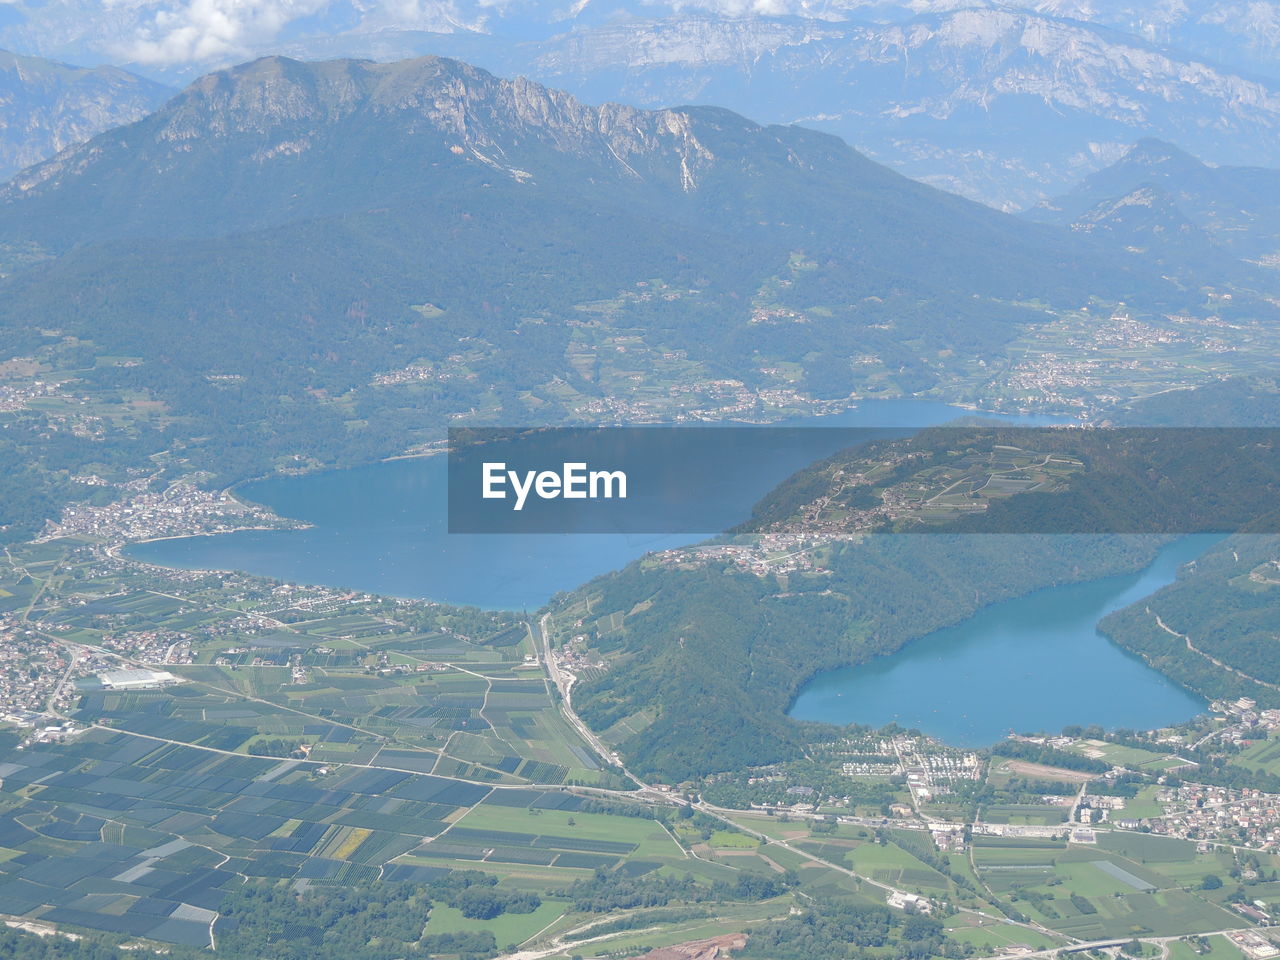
<box><xmin>1</xmin><ymin>2</ymin><xmax>1279</xmax><ymax>207</ymax></box>
<box><xmin>1029</xmin><ymin>139</ymin><xmax>1280</xmax><ymax>281</ymax></box>
<box><xmin>4</xmin><ymin>55</ymin><xmax>732</xmax><ymax>242</ymax></box>
<box><xmin>226</xmin><ymin>8</ymin><xmax>1280</xmax><ymax>208</ymax></box>
<box><xmin>518</xmin><ymin>8</ymin><xmax>1280</xmax><ymax>208</ymax></box>
<box><xmin>0</xmin><ymin>48</ymin><xmax>172</xmax><ymax>181</ymax></box>
<box><xmin>1</xmin><ymin>52</ymin><xmax>1138</xmax><ymax>284</ymax></box>
<box><xmin>3</xmin><ymin>0</ymin><xmax>1279</xmax><ymax>82</ymax></box>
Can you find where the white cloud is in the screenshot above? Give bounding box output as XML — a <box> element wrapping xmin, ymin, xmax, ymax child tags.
<box><xmin>352</xmin><ymin>0</ymin><xmax>477</xmax><ymax>30</ymax></box>
<box><xmin>377</xmin><ymin>0</ymin><xmax>459</xmax><ymax>22</ymax></box>
<box><xmin>661</xmin><ymin>0</ymin><xmax>795</xmax><ymax>15</ymax></box>
<box><xmin>120</xmin><ymin>0</ymin><xmax>331</xmax><ymax>65</ymax></box>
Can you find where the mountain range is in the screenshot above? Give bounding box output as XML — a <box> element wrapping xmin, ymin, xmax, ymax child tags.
<box><xmin>1</xmin><ymin>3</ymin><xmax>1278</xmax><ymax>207</ymax></box>
<box><xmin>4</xmin><ymin>1</ymin><xmax>1279</xmax><ymax>79</ymax></box>
<box><xmin>517</xmin><ymin>9</ymin><xmax>1280</xmax><ymax>208</ymax></box>
<box><xmin>0</xmin><ymin>53</ymin><xmax>1174</xmax><ymax>494</ymax></box>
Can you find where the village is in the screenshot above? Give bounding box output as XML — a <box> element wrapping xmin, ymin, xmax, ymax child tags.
<box><xmin>1142</xmin><ymin>782</ymin><xmax>1280</xmax><ymax>854</ymax></box>
<box><xmin>0</xmin><ymin>617</ymin><xmax>77</xmax><ymax>727</ymax></box>
<box><xmin>37</xmin><ymin>476</ymin><xmax>297</xmax><ymax>545</ymax></box>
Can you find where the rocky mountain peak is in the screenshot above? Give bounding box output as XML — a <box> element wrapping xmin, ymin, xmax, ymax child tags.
<box><xmin>7</xmin><ymin>54</ymin><xmax>741</xmax><ymax>205</ymax></box>
<box><xmin>161</xmin><ymin>55</ymin><xmax>726</xmax><ymax>172</ymax></box>
<box><xmin>1119</xmin><ymin>138</ymin><xmax>1208</xmax><ymax>174</ymax></box>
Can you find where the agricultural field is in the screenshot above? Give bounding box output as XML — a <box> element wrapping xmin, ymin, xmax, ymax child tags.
<box><xmin>981</xmin><ymin>803</ymin><xmax>1069</xmax><ymax>826</ymax></box>
<box><xmin>0</xmin><ymin>725</ymin><xmax>501</xmax><ymax>940</ymax></box>
<box><xmin>935</xmin><ymin>308</ymin><xmax>1280</xmax><ymax>418</ymax></box>
<box><xmin>0</xmin><ymin>538</ymin><xmax>628</xmax><ymax>793</ymax></box>
<box><xmin>969</xmin><ymin>834</ymin><xmax>1247</xmax><ymax>940</ymax></box>
<box><xmin>422</xmin><ymin>898</ymin><xmax>570</xmax><ymax>946</ymax></box>
<box><xmin>3</xmin><ymin>535</ymin><xmax>1277</xmax><ymax>957</ymax></box>
<box><xmin>0</xmin><ymin>541</ymin><xmax>730</xmax><ymax>952</ymax></box>
<box><xmin>943</xmin><ymin>915</ymin><xmax>1065</xmax><ymax>953</ymax></box>
<box><xmin>843</xmin><ymin>838</ymin><xmax>951</xmax><ymax>892</ymax></box>
<box><xmin>1119</xmin><ymin>785</ymin><xmax>1169</xmax><ymax>820</ymax></box>
<box><xmin>1234</xmin><ymin>734</ymin><xmax>1280</xmax><ymax>777</ymax></box>
<box><xmin>1167</xmin><ymin>935</ymin><xmax>1249</xmax><ymax>960</ymax></box>
<box><xmin>0</xmin><ymin>722</ymin><xmax>787</xmax><ymax>951</ymax></box>
<box><xmin>535</xmin><ymin>898</ymin><xmax>793</xmax><ymax>960</ymax></box>
<box><xmin>1069</xmin><ymin>739</ymin><xmax>1175</xmax><ymax>768</ymax></box>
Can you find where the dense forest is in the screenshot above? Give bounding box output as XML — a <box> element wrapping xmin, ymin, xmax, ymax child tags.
<box><xmin>1123</xmin><ymin>377</ymin><xmax>1280</xmax><ymax>427</ymax></box>
<box><xmin>0</xmin><ymin>927</ymin><xmax>198</xmax><ymax>960</ymax></box>
<box><xmin>0</xmin><ymin>870</ymin><xmax>563</xmax><ymax>960</ymax></box>
<box><xmin>739</xmin><ymin>899</ymin><xmax>961</xmax><ymax>960</ymax></box>
<box><xmin>1101</xmin><ymin>534</ymin><xmax>1280</xmax><ymax>707</ymax></box>
<box><xmin>556</xmin><ymin>865</ymin><xmax>796</xmax><ymax>913</ymax></box>
<box><xmin>213</xmin><ymin>872</ymin><xmax>530</xmax><ymax>959</ymax></box>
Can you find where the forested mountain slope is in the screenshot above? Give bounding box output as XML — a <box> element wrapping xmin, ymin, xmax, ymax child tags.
<box><xmin>1102</xmin><ymin>535</ymin><xmax>1280</xmax><ymax>708</ymax></box>
<box><xmin>0</xmin><ymin>54</ymin><xmax>1173</xmax><ymax>512</ymax></box>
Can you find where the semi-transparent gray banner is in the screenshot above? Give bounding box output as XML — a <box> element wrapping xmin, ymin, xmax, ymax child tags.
<box><xmin>447</xmin><ymin>426</ymin><xmax>1280</xmax><ymax>534</ymax></box>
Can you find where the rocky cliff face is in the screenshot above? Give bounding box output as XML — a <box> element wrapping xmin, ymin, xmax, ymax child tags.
<box><xmin>0</xmin><ymin>49</ymin><xmax>172</xmax><ymax>181</ymax></box>
<box><xmin>1029</xmin><ymin>0</ymin><xmax>1280</xmax><ymax>79</ymax></box>
<box><xmin>159</xmin><ymin>56</ymin><xmax>715</xmax><ymax>168</ymax></box>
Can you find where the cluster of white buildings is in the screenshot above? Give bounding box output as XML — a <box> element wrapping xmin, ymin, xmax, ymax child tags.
<box><xmin>38</xmin><ymin>479</ymin><xmax>287</xmax><ymax>544</ymax></box>
<box><xmin>655</xmin><ymin>535</ymin><xmax>829</xmax><ymax>579</ymax></box>
<box><xmin>886</xmin><ymin>890</ymin><xmax>933</xmax><ymax>914</ymax></box>
<box><xmin>372</xmin><ymin>362</ymin><xmax>477</xmax><ymax>386</ymax></box>
<box><xmin>1228</xmin><ymin>930</ymin><xmax>1280</xmax><ymax>959</ymax></box>
<box><xmin>101</xmin><ymin>629</ymin><xmax>193</xmax><ymax>664</ymax></box>
<box><xmin>0</xmin><ymin>623</ymin><xmax>76</xmax><ymax>723</ymax></box>
<box><xmin>97</xmin><ymin>668</ymin><xmax>181</xmax><ymax>690</ymax></box>
<box><xmin>0</xmin><ymin>377</ymin><xmax>62</xmax><ymax>412</ymax></box>
<box><xmin>1213</xmin><ymin>697</ymin><xmax>1280</xmax><ymax>735</ymax></box>
<box><xmin>899</xmin><ymin>739</ymin><xmax>982</xmax><ymax>804</ymax></box>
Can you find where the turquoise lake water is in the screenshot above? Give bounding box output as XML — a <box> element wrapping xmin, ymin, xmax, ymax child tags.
<box><xmin>787</xmin><ymin>534</ymin><xmax>1214</xmax><ymax>745</ymax></box>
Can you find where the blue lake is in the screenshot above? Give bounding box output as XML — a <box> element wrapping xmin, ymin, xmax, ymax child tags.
<box><xmin>787</xmin><ymin>534</ymin><xmax>1214</xmax><ymax>746</ymax></box>
<box><xmin>128</xmin><ymin>399</ymin><xmax>1023</xmax><ymax>610</ymax></box>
